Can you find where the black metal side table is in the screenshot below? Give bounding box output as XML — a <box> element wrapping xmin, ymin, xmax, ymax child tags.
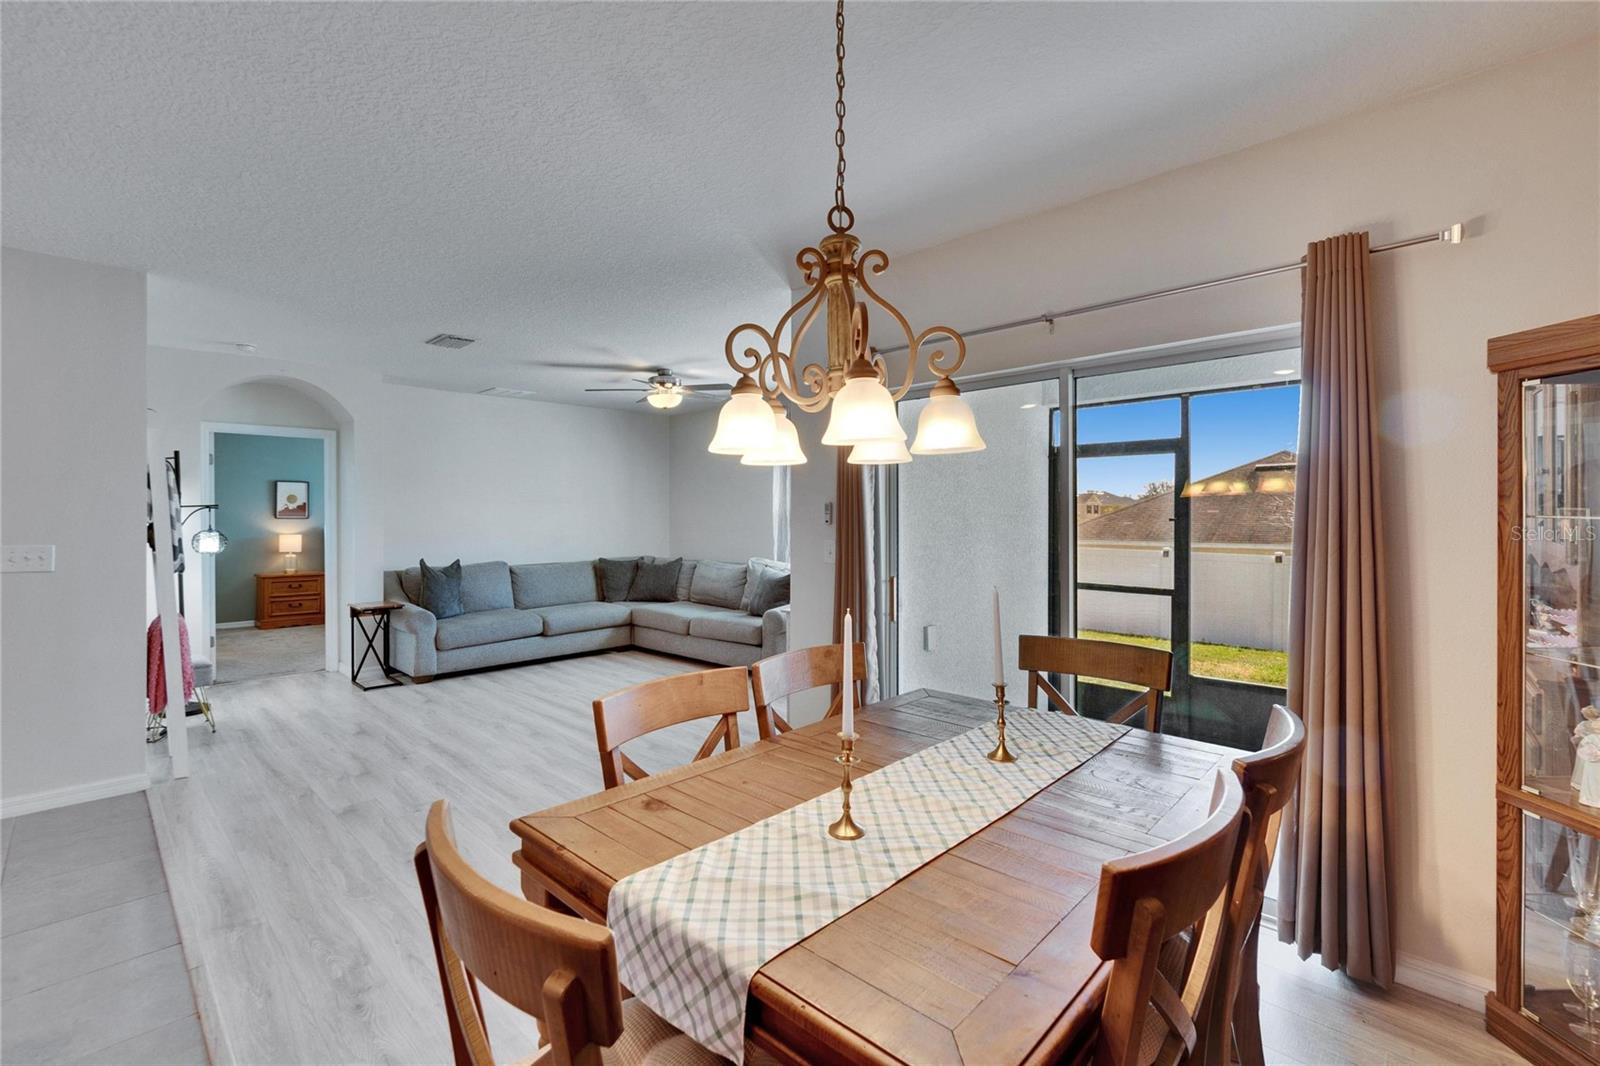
<box><xmin>349</xmin><ymin>601</ymin><xmax>403</xmax><ymax>690</ymax></box>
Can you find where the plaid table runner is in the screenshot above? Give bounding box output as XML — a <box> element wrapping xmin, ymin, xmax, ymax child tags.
<box><xmin>606</xmin><ymin>708</ymin><xmax>1128</xmax><ymax>1062</ymax></box>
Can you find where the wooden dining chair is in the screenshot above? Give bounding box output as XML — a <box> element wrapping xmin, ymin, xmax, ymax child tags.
<box><xmin>749</xmin><ymin>642</ymin><xmax>867</xmax><ymax>739</ymax></box>
<box><xmin>1083</xmin><ymin>770</ymin><xmax>1245</xmax><ymax>1066</ymax></box>
<box><xmin>1204</xmin><ymin>704</ymin><xmax>1307</xmax><ymax>1066</ymax></box>
<box><xmin>592</xmin><ymin>667</ymin><xmax>749</xmax><ymax>790</ymax></box>
<box><xmin>414</xmin><ymin>799</ymin><xmax>728</xmax><ymax>1066</ymax></box>
<box><xmin>1018</xmin><ymin>635</ymin><xmax>1172</xmax><ymax>732</ymax></box>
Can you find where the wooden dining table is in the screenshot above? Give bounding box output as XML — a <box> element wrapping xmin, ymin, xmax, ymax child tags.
<box><xmin>511</xmin><ymin>687</ymin><xmax>1243</xmax><ymax>1066</ymax></box>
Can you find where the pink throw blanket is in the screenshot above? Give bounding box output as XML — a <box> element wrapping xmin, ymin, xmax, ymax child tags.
<box><xmin>146</xmin><ymin>615</ymin><xmax>195</xmax><ymax>716</ymax></box>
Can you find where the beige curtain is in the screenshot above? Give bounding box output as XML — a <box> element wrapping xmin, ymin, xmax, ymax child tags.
<box><xmin>1277</xmin><ymin>231</ymin><xmax>1394</xmax><ymax>987</ymax></box>
<box><xmin>832</xmin><ymin>451</ymin><xmax>868</xmax><ymax>644</ymax></box>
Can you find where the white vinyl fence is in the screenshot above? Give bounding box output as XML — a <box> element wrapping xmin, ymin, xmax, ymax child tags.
<box><xmin>1077</xmin><ymin>543</ymin><xmax>1291</xmax><ymax>651</ymax></box>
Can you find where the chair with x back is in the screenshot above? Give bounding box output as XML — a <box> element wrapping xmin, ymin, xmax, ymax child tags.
<box><xmin>750</xmin><ymin>642</ymin><xmax>867</xmax><ymax>739</ymax></box>
<box><xmin>415</xmin><ymin>799</ymin><xmax>736</xmax><ymax>1065</ymax></box>
<box><xmin>592</xmin><ymin>666</ymin><xmax>749</xmax><ymax>790</ymax></box>
<box><xmin>1082</xmin><ymin>770</ymin><xmax>1245</xmax><ymax>1066</ymax></box>
<box><xmin>1018</xmin><ymin>635</ymin><xmax>1172</xmax><ymax>732</ymax></box>
<box><xmin>1202</xmin><ymin>705</ymin><xmax>1306</xmax><ymax>1066</ymax></box>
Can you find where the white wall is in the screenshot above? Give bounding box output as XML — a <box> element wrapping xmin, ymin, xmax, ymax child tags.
<box><xmin>379</xmin><ymin>384</ymin><xmax>670</xmax><ymax>568</ymax></box>
<box><xmin>205</xmin><ymin>380</ymin><xmax>339</xmax><ymax>431</ymax></box>
<box><xmin>148</xmin><ymin>349</ymin><xmax>381</xmax><ymax>669</ymax></box>
<box><xmin>896</xmin><ymin>385</ymin><xmax>1055</xmax><ymax>699</ymax></box>
<box><xmin>2</xmin><ymin>248</ymin><xmax>149</xmax><ymax>815</ymax></box>
<box><xmin>789</xmin><ymin>38</ymin><xmax>1600</xmax><ymax>994</ymax></box>
<box><xmin>668</xmin><ymin>409</ymin><xmax>775</xmax><ymax>564</ymax></box>
<box><xmin>147</xmin><ymin>348</ymin><xmax>679</xmax><ymax>665</ymax></box>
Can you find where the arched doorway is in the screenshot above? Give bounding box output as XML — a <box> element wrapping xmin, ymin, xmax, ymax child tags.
<box><xmin>196</xmin><ymin>378</ymin><xmax>346</xmax><ymax>678</ymax></box>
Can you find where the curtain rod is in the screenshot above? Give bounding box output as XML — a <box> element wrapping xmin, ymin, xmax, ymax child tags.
<box><xmin>876</xmin><ymin>223</ymin><xmax>1464</xmax><ymax>356</ymax></box>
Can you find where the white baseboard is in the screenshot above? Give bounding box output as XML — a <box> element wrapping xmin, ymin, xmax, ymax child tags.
<box><xmin>1394</xmin><ymin>951</ymin><xmax>1492</xmax><ymax>1011</ymax></box>
<box><xmin>215</xmin><ymin>620</ymin><xmax>254</xmax><ymax>630</ymax></box>
<box><xmin>1258</xmin><ymin>908</ymin><xmax>1489</xmax><ymax>1011</ymax></box>
<box><xmin>1</xmin><ymin>772</ymin><xmax>150</xmax><ymax>820</ymax></box>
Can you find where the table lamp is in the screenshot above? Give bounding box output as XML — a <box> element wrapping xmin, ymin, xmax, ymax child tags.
<box><xmin>278</xmin><ymin>533</ymin><xmax>303</xmax><ymax>573</ymax></box>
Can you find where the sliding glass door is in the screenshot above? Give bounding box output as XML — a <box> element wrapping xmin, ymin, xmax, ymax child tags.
<box><xmin>1072</xmin><ymin>350</ymin><xmax>1299</xmax><ymax>746</ymax></box>
<box><xmin>1072</xmin><ymin>397</ymin><xmax>1191</xmax><ymax>722</ymax></box>
<box><xmin>877</xmin><ymin>342</ymin><xmax>1300</xmax><ymax>751</ymax></box>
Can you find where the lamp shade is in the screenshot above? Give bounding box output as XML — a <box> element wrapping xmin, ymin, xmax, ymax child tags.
<box><xmin>821</xmin><ymin>374</ymin><xmax>904</xmax><ymax>446</ymax></box>
<box><xmin>741</xmin><ymin>407</ymin><xmax>807</xmax><ymax>466</ymax></box>
<box><xmin>278</xmin><ymin>533</ymin><xmax>303</xmax><ymax>554</ymax></box>
<box><xmin>190</xmin><ymin>528</ymin><xmax>228</xmax><ymax>554</ymax></box>
<box><xmin>848</xmin><ymin>439</ymin><xmax>911</xmax><ymax>465</ymax></box>
<box><xmin>646</xmin><ymin>390</ymin><xmax>684</xmax><ymax>410</ymax></box>
<box><xmin>910</xmin><ymin>384</ymin><xmax>985</xmax><ymax>455</ymax></box>
<box><xmin>708</xmin><ymin>379</ymin><xmax>777</xmax><ymax>455</ymax></box>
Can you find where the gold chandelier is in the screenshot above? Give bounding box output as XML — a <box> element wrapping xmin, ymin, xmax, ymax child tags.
<box><xmin>709</xmin><ymin>0</ymin><xmax>985</xmax><ymax>467</ymax></box>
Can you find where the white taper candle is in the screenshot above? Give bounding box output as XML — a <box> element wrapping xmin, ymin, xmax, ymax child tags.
<box><xmin>992</xmin><ymin>586</ymin><xmax>1003</xmax><ymax>686</ymax></box>
<box><xmin>841</xmin><ymin>609</ymin><xmax>855</xmax><ymax>736</ymax></box>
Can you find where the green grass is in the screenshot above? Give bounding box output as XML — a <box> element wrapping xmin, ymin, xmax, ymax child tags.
<box><xmin>1078</xmin><ymin>630</ymin><xmax>1288</xmax><ymax>688</ymax></box>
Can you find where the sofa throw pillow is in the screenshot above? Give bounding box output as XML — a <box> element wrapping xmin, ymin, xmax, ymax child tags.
<box><xmin>689</xmin><ymin>560</ymin><xmax>747</xmax><ymax>609</ymax></box>
<box><xmin>418</xmin><ymin>558</ymin><xmax>464</xmax><ymax>620</ymax></box>
<box><xmin>675</xmin><ymin>560</ymin><xmax>698</xmax><ymax>601</ymax></box>
<box><xmin>739</xmin><ymin>558</ymin><xmax>789</xmax><ymax>613</ymax></box>
<box><xmin>629</xmin><ymin>557</ymin><xmax>681</xmax><ymax>602</ymax></box>
<box><xmin>597</xmin><ymin>557</ymin><xmax>639</xmax><ymax>602</ymax></box>
<box><xmin>747</xmin><ymin>569</ymin><xmax>791</xmax><ymax>616</ymax></box>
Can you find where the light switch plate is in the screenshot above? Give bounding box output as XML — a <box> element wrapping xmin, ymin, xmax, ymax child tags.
<box><xmin>3</xmin><ymin>545</ymin><xmax>56</xmax><ymax>572</ymax></box>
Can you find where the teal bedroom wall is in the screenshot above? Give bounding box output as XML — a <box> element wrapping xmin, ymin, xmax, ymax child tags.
<box><xmin>214</xmin><ymin>432</ymin><xmax>325</xmax><ymax>624</ymax></box>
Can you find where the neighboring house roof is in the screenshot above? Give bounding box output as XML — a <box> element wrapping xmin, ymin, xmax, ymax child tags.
<box><xmin>1077</xmin><ymin>490</ymin><xmax>1134</xmax><ymax>508</ymax></box>
<box><xmin>1078</xmin><ymin>450</ymin><xmax>1296</xmax><ymax>546</ymax></box>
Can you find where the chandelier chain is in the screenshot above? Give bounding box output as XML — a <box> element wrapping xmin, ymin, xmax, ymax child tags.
<box><xmin>829</xmin><ymin>0</ymin><xmax>852</xmax><ymax>233</ymax></box>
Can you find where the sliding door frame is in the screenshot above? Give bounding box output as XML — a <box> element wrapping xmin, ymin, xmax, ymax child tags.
<box><xmin>1071</xmin><ymin>403</ymin><xmax>1193</xmax><ymax>719</ymax></box>
<box><xmin>876</xmin><ymin>323</ymin><xmax>1300</xmax><ymax>700</ymax></box>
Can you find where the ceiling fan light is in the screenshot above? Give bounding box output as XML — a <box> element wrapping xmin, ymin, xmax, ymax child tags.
<box><xmin>741</xmin><ymin>407</ymin><xmax>808</xmax><ymax>466</ymax></box>
<box><xmin>848</xmin><ymin>439</ymin><xmax>911</xmax><ymax>465</ymax></box>
<box><xmin>821</xmin><ymin>374</ymin><xmax>905</xmax><ymax>446</ymax></box>
<box><xmin>910</xmin><ymin>382</ymin><xmax>985</xmax><ymax>455</ymax></box>
<box><xmin>708</xmin><ymin>379</ymin><xmax>777</xmax><ymax>455</ymax></box>
<box><xmin>646</xmin><ymin>390</ymin><xmax>684</xmax><ymax>410</ymax></box>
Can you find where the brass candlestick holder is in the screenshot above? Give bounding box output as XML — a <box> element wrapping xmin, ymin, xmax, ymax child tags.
<box><xmin>986</xmin><ymin>682</ymin><xmax>1017</xmax><ymax>763</ymax></box>
<box><xmin>828</xmin><ymin>732</ymin><xmax>865</xmax><ymax>840</ymax></box>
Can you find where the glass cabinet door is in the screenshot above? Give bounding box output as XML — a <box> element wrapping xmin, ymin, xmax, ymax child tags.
<box><xmin>1522</xmin><ymin>812</ymin><xmax>1600</xmax><ymax>1057</ymax></box>
<box><xmin>1523</xmin><ymin>373</ymin><xmax>1600</xmax><ymax>804</ymax></box>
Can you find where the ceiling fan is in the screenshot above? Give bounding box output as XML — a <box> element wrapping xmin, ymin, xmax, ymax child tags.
<box><xmin>584</xmin><ymin>368</ymin><xmax>732</xmax><ymax>410</ymax></box>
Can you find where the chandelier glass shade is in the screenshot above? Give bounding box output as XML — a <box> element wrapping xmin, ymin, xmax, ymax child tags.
<box><xmin>708</xmin><ymin>377</ymin><xmax>776</xmax><ymax>454</ymax></box>
<box><xmin>741</xmin><ymin>404</ymin><xmax>808</xmax><ymax>466</ymax></box>
<box><xmin>910</xmin><ymin>380</ymin><xmax>986</xmax><ymax>455</ymax></box>
<box><xmin>848</xmin><ymin>438</ymin><xmax>912</xmax><ymax>465</ymax></box>
<box><xmin>646</xmin><ymin>389</ymin><xmax>685</xmax><ymax>410</ymax></box>
<box><xmin>820</xmin><ymin>368</ymin><xmax>905</xmax><ymax>446</ymax></box>
<box><xmin>708</xmin><ymin>0</ymin><xmax>983</xmax><ymax>465</ymax></box>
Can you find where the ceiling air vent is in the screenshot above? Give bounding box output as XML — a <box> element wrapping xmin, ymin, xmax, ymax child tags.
<box><xmin>478</xmin><ymin>387</ymin><xmax>537</xmax><ymax>400</ymax></box>
<box><xmin>425</xmin><ymin>333</ymin><xmax>476</xmax><ymax>349</ymax></box>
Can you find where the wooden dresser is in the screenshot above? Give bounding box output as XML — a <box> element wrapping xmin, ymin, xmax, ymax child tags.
<box><xmin>255</xmin><ymin>571</ymin><xmax>324</xmax><ymax>629</ymax></box>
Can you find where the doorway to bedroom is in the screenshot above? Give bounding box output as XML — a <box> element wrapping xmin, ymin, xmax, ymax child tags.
<box><xmin>204</xmin><ymin>424</ymin><xmax>336</xmax><ymax>683</ymax></box>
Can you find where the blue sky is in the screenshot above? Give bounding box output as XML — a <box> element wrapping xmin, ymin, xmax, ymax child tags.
<box><xmin>1068</xmin><ymin>385</ymin><xmax>1301</xmax><ymax>497</ymax></box>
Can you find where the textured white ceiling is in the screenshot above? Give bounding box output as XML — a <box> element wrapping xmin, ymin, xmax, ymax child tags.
<box><xmin>4</xmin><ymin>2</ymin><xmax>1595</xmax><ymax>408</ymax></box>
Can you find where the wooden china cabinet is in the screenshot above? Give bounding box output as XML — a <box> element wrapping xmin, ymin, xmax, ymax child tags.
<box><xmin>1491</xmin><ymin>313</ymin><xmax>1600</xmax><ymax>1065</ymax></box>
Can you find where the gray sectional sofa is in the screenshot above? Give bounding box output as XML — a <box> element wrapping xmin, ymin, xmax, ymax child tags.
<box><xmin>381</xmin><ymin>557</ymin><xmax>789</xmax><ymax>681</ymax></box>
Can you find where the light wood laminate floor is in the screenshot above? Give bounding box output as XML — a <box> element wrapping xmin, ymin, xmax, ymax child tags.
<box><xmin>147</xmin><ymin>651</ymin><xmax>1524</xmax><ymax>1065</ymax></box>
